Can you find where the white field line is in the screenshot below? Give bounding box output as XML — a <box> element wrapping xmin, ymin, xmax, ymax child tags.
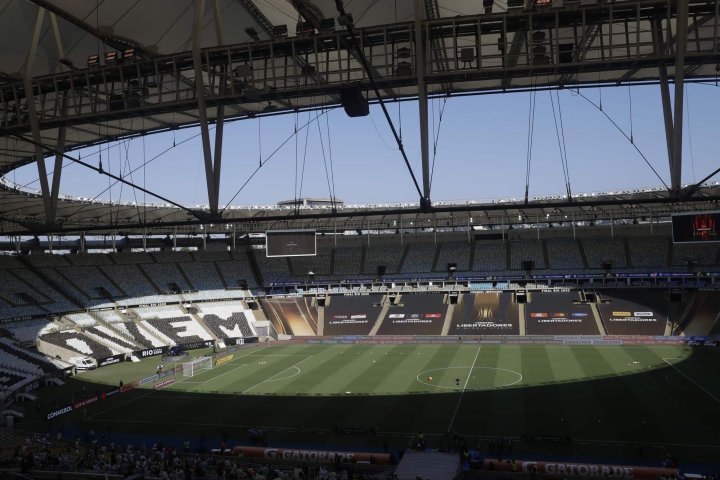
<box><xmin>90</xmin><ymin>345</ymin><xmax>270</xmax><ymax>419</ymax></box>
<box><xmin>662</xmin><ymin>357</ymin><xmax>720</xmax><ymax>404</ymax></box>
<box><xmin>446</xmin><ymin>345</ymin><xmax>481</xmax><ymax>432</ymax></box>
<box><xmin>183</xmin><ymin>363</ymin><xmax>248</xmax><ymax>384</ymax></box>
<box><xmin>242</xmin><ymin>355</ymin><xmax>313</xmax><ymax>394</ymax></box>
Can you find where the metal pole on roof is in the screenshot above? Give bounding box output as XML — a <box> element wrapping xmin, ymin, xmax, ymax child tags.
<box><xmin>193</xmin><ymin>0</ymin><xmax>222</xmax><ymax>217</ymax></box>
<box><xmin>671</xmin><ymin>0</ymin><xmax>689</xmax><ymax>193</ymax></box>
<box><xmin>653</xmin><ymin>18</ymin><xmax>675</xmax><ymax>188</ymax></box>
<box><xmin>415</xmin><ymin>0</ymin><xmax>432</xmax><ymax>209</ymax></box>
<box><xmin>23</xmin><ymin>7</ymin><xmax>54</xmax><ymax>226</ymax></box>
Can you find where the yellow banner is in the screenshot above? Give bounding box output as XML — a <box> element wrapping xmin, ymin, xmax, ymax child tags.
<box><xmin>215</xmin><ymin>354</ymin><xmax>234</xmax><ymax>367</ymax></box>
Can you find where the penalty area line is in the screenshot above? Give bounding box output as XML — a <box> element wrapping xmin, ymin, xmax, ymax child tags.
<box><xmin>242</xmin><ymin>355</ymin><xmax>313</xmax><ymax>394</ymax></box>
<box><xmin>662</xmin><ymin>358</ymin><xmax>720</xmax><ymax>405</ymax></box>
<box><xmin>89</xmin><ymin>345</ymin><xmax>271</xmax><ymax>420</ymax></box>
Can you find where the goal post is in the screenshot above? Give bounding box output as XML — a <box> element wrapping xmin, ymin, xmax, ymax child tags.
<box><xmin>181</xmin><ymin>356</ymin><xmax>213</xmax><ymax>377</ymax></box>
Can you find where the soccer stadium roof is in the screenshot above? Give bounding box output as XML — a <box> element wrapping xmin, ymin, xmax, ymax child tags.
<box><xmin>1</xmin><ymin>0</ymin><xmax>719</xmax><ymax>235</ymax></box>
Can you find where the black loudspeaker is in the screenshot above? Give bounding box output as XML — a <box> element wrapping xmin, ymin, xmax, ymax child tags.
<box><xmin>522</xmin><ymin>260</ymin><xmax>534</xmax><ymax>272</ymax></box>
<box><xmin>447</xmin><ymin>263</ymin><xmax>457</xmax><ymax>272</ymax></box>
<box><xmin>317</xmin><ymin>297</ymin><xmax>326</xmax><ymax>307</ymax></box>
<box><xmin>377</xmin><ymin>265</ymin><xmax>386</xmax><ymax>277</ymax></box>
<box><xmin>340</xmin><ymin>86</ymin><xmax>369</xmax><ymax>117</ymax></box>
<box><xmin>601</xmin><ymin>261</ymin><xmax>612</xmax><ymax>271</ymax></box>
<box><xmin>584</xmin><ymin>292</ymin><xmax>596</xmax><ymax>303</ymax></box>
<box><xmin>559</xmin><ymin>43</ymin><xmax>574</xmax><ymax>63</ymax></box>
<box><xmin>515</xmin><ymin>292</ymin><xmax>527</xmax><ymax>304</ymax></box>
<box><xmin>670</xmin><ymin>292</ymin><xmax>682</xmax><ymax>303</ymax></box>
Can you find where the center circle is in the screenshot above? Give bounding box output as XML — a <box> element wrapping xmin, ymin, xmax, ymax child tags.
<box><xmin>416</xmin><ymin>366</ymin><xmax>522</xmax><ymax>390</ymax></box>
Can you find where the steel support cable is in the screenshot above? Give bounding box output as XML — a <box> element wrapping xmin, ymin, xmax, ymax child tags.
<box><xmin>628</xmin><ymin>86</ymin><xmax>634</xmax><ymax>144</ymax></box>
<box><xmin>294</xmin><ymin>111</ymin><xmax>299</xmax><ymax>207</ymax></box>
<box><xmin>548</xmin><ymin>89</ymin><xmax>571</xmax><ymax>200</ymax></box>
<box><xmin>15</xmin><ymin>118</ymin><xmax>210</xmax><ymax>215</ymax></box>
<box><xmin>685</xmin><ymin>85</ymin><xmax>696</xmax><ymax>182</ymax></box>
<box><xmin>9</xmin><ymin>133</ymin><xmax>199</xmax><ymax>219</ymax></box>
<box><xmin>334</xmin><ymin>0</ymin><xmax>424</xmax><ymax>201</ymax></box>
<box><xmin>316</xmin><ymin>108</ymin><xmax>335</xmax><ymax>208</ymax></box>
<box><xmin>298</xmin><ymin>109</ymin><xmax>312</xmax><ymax>203</ymax></box>
<box><xmin>556</xmin><ymin>90</ymin><xmax>572</xmax><ymax>200</ymax></box>
<box><xmin>524</xmin><ymin>82</ymin><xmax>537</xmax><ymax>204</ymax></box>
<box><xmin>325</xmin><ymin>111</ymin><xmax>338</xmax><ymax>212</ymax></box>
<box><xmin>429</xmin><ymin>95</ymin><xmax>448</xmax><ymax>191</ymax></box>
<box><xmin>571</xmin><ymin>89</ymin><xmax>670</xmax><ymax>191</ymax></box>
<box><xmin>220</xmin><ymin>108</ymin><xmax>335</xmax><ymax>214</ymax></box>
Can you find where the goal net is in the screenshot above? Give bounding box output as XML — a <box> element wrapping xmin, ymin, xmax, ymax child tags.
<box><xmin>181</xmin><ymin>356</ymin><xmax>213</xmax><ymax>377</ymax></box>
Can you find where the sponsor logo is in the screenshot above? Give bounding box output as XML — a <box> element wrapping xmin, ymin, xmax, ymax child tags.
<box><xmin>99</xmin><ymin>356</ymin><xmax>121</xmax><ymax>367</ymax></box>
<box><xmin>140</xmin><ymin>374</ymin><xmax>159</xmax><ymax>385</ymax></box>
<box><xmin>388</xmin><ymin>314</ymin><xmax>405</xmax><ymax>319</ymax></box>
<box><xmin>154</xmin><ymin>377</ymin><xmax>176</xmax><ymax>390</ymax></box>
<box><xmin>73</xmin><ymin>396</ymin><xmax>98</xmax><ymax>409</ymax></box>
<box><xmin>139</xmin><ymin>348</ymin><xmax>164</xmax><ymax>357</ymax></box>
<box><xmin>410</xmin><ymin>314</ymin><xmax>420</xmax><ymax>318</ymax></box>
<box><xmin>572</xmin><ymin>313</ymin><xmax>588</xmax><ymax>317</ymax></box>
<box><xmin>530</xmin><ymin>313</ymin><xmax>548</xmax><ymax>318</ymax></box>
<box><xmin>551</xmin><ymin>313</ymin><xmax>566</xmax><ymax>318</ymax></box>
<box><xmin>264</xmin><ymin>448</ymin><xmax>355</xmax><ymax>463</ymax></box>
<box><xmin>105</xmin><ymin>388</ymin><xmax>120</xmax><ymax>398</ymax></box>
<box><xmin>215</xmin><ymin>354</ymin><xmax>234</xmax><ymax>367</ymax></box>
<box><xmin>350</xmin><ymin>314</ymin><xmax>366</xmax><ymax>319</ymax></box>
<box><xmin>332</xmin><ymin>315</ymin><xmax>348</xmax><ymax>319</ymax></box>
<box><xmin>424</xmin><ymin>313</ymin><xmax>442</xmax><ymax>319</ymax></box>
<box><xmin>612</xmin><ymin>311</ymin><xmax>632</xmax><ymax>317</ymax></box>
<box><xmin>634</xmin><ymin>311</ymin><xmax>653</xmax><ymax>317</ymax></box>
<box><xmin>47</xmin><ymin>405</ymin><xmax>73</xmax><ymax>420</ymax></box>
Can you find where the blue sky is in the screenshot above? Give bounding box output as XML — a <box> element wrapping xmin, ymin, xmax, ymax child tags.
<box><xmin>9</xmin><ymin>82</ymin><xmax>720</xmax><ymax>207</ymax></box>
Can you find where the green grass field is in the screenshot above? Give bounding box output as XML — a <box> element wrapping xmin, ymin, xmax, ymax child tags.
<box><xmin>30</xmin><ymin>343</ymin><xmax>720</xmax><ymax>464</ymax></box>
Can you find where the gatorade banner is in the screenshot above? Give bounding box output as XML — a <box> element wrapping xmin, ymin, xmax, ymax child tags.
<box><xmin>483</xmin><ymin>459</ymin><xmax>678</xmax><ymax>480</ymax></box>
<box><xmin>231</xmin><ymin>446</ymin><xmax>391</xmax><ymax>464</ymax></box>
<box><xmin>216</xmin><ymin>354</ymin><xmax>234</xmax><ymax>367</ymax></box>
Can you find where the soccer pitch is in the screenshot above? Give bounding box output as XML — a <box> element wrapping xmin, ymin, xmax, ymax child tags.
<box><xmin>45</xmin><ymin>343</ymin><xmax>720</xmax><ymax>462</ymax></box>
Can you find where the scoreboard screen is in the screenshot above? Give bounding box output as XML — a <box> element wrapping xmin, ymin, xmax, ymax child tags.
<box><xmin>672</xmin><ymin>211</ymin><xmax>720</xmax><ymax>243</ymax></box>
<box><xmin>265</xmin><ymin>230</ymin><xmax>317</xmax><ymax>257</ymax></box>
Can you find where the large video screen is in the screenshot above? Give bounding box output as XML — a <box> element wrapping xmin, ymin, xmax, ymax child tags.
<box><xmin>265</xmin><ymin>230</ymin><xmax>317</xmax><ymax>257</ymax></box>
<box><xmin>672</xmin><ymin>211</ymin><xmax>720</xmax><ymax>243</ymax></box>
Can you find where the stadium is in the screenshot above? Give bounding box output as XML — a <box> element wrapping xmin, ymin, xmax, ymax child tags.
<box><xmin>0</xmin><ymin>0</ymin><xmax>719</xmax><ymax>479</ymax></box>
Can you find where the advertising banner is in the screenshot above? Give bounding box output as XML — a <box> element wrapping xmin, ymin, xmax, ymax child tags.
<box><xmin>154</xmin><ymin>377</ymin><xmax>176</xmax><ymax>390</ymax></box>
<box><xmin>483</xmin><ymin>459</ymin><xmax>678</xmax><ymax>480</ymax></box>
<box><xmin>216</xmin><ymin>354</ymin><xmax>234</xmax><ymax>367</ymax></box>
<box><xmin>134</xmin><ymin>347</ymin><xmax>167</xmax><ymax>358</ymax></box>
<box><xmin>180</xmin><ymin>340</ymin><xmax>214</xmax><ymax>350</ymax></box>
<box><xmin>47</xmin><ymin>405</ymin><xmax>73</xmax><ymax>420</ymax></box>
<box><xmin>98</xmin><ymin>354</ymin><xmax>125</xmax><ymax>367</ymax></box>
<box><xmin>231</xmin><ymin>446</ymin><xmax>391</xmax><ymax>465</ymax></box>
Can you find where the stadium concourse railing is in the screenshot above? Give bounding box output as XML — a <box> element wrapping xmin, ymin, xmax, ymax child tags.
<box><xmin>286</xmin><ymin>335</ymin><xmax>719</xmax><ymax>347</ymax></box>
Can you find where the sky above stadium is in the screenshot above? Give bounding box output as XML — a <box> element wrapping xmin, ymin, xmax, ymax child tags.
<box><xmin>9</xmin><ymin>82</ymin><xmax>720</xmax><ymax>207</ymax></box>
